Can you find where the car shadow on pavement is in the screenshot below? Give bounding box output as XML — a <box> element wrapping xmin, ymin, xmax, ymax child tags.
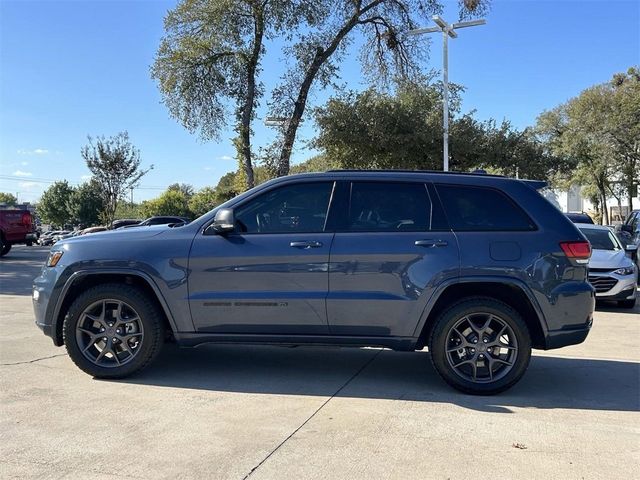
<box><xmin>119</xmin><ymin>344</ymin><xmax>640</xmax><ymax>413</ymax></box>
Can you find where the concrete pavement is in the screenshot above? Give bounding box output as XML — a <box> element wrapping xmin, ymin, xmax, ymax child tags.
<box><xmin>1</xmin><ymin>245</ymin><xmax>638</xmax><ymax>479</ymax></box>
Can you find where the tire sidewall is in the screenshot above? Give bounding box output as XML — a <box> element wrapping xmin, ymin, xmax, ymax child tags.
<box><xmin>429</xmin><ymin>298</ymin><xmax>532</xmax><ymax>395</ymax></box>
<box><xmin>63</xmin><ymin>284</ymin><xmax>163</xmax><ymax>378</ymax></box>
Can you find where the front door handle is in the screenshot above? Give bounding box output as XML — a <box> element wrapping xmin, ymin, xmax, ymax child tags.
<box><xmin>290</xmin><ymin>240</ymin><xmax>323</xmax><ymax>249</ymax></box>
<box><xmin>415</xmin><ymin>239</ymin><xmax>448</xmax><ymax>248</ymax></box>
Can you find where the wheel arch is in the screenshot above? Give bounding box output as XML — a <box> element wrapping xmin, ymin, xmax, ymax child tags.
<box><xmin>52</xmin><ymin>270</ymin><xmax>177</xmax><ymax>346</ymax></box>
<box><xmin>415</xmin><ymin>278</ymin><xmax>548</xmax><ymax>350</ymax></box>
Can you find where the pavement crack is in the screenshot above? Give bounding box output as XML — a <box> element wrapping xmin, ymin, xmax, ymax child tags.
<box><xmin>0</xmin><ymin>353</ymin><xmax>67</xmax><ymax>366</ymax></box>
<box><xmin>241</xmin><ymin>348</ymin><xmax>383</xmax><ymax>480</ymax></box>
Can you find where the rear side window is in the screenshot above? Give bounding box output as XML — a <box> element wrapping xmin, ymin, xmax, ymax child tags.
<box><xmin>347</xmin><ymin>182</ymin><xmax>431</xmax><ymax>232</ymax></box>
<box><xmin>436</xmin><ymin>184</ymin><xmax>536</xmax><ymax>231</ymax></box>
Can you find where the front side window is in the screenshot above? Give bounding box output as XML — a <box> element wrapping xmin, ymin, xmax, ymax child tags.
<box><xmin>346</xmin><ymin>182</ymin><xmax>431</xmax><ymax>232</ymax></box>
<box><xmin>436</xmin><ymin>184</ymin><xmax>536</xmax><ymax>232</ymax></box>
<box><xmin>235</xmin><ymin>182</ymin><xmax>334</xmax><ymax>233</ymax></box>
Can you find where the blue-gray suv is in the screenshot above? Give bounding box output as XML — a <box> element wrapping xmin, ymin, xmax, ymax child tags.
<box><xmin>33</xmin><ymin>171</ymin><xmax>595</xmax><ymax>394</ymax></box>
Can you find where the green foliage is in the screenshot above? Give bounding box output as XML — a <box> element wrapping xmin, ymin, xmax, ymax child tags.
<box><xmin>535</xmin><ymin>67</ymin><xmax>640</xmax><ymax>222</ymax></box>
<box><xmin>82</xmin><ymin>131</ymin><xmax>152</xmax><ymax>227</ymax></box>
<box><xmin>141</xmin><ymin>189</ymin><xmax>192</xmax><ymax>218</ymax></box>
<box><xmin>114</xmin><ymin>202</ymin><xmax>144</xmax><ymax>220</ymax></box>
<box><xmin>188</xmin><ymin>187</ymin><xmax>218</xmax><ymax>217</ymax></box>
<box><xmin>290</xmin><ymin>154</ymin><xmax>341</xmax><ymax>174</ymax></box>
<box><xmin>313</xmin><ymin>82</ymin><xmax>557</xmax><ymax>179</ymax></box>
<box><xmin>66</xmin><ymin>180</ymin><xmax>106</xmax><ymax>227</ymax></box>
<box><xmin>38</xmin><ymin>181</ymin><xmax>75</xmax><ymax>227</ymax></box>
<box><xmin>0</xmin><ymin>192</ymin><xmax>18</xmax><ymax>205</ymax></box>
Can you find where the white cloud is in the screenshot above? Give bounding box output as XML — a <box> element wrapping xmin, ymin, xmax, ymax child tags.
<box><xmin>19</xmin><ymin>182</ymin><xmax>38</xmax><ymax>189</ymax></box>
<box><xmin>17</xmin><ymin>148</ymin><xmax>49</xmax><ymax>155</ymax></box>
<box><xmin>21</xmin><ymin>161</ymin><xmax>28</xmax><ymax>166</ymax></box>
<box><xmin>204</xmin><ymin>166</ymin><xmax>213</xmax><ymax>171</ymax></box>
<box><xmin>13</xmin><ymin>170</ymin><xmax>33</xmax><ymax>177</ymax></box>
<box><xmin>217</xmin><ymin>155</ymin><xmax>233</xmax><ymax>161</ymax></box>
<box><xmin>80</xmin><ymin>174</ymin><xmax>92</xmax><ymax>180</ymax></box>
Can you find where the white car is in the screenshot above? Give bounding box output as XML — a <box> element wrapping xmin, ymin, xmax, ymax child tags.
<box><xmin>577</xmin><ymin>223</ymin><xmax>638</xmax><ymax>308</ymax></box>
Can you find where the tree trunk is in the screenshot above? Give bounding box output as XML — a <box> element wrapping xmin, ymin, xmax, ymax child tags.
<box><xmin>276</xmin><ymin>1</ymin><xmax>384</xmax><ymax>176</ymax></box>
<box><xmin>238</xmin><ymin>4</ymin><xmax>265</xmax><ymax>190</ymax></box>
<box><xmin>600</xmin><ymin>189</ymin><xmax>609</xmax><ymax>225</ymax></box>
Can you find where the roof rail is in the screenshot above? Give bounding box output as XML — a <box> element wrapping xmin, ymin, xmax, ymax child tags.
<box><xmin>325</xmin><ymin>169</ymin><xmax>505</xmax><ymax>178</ymax></box>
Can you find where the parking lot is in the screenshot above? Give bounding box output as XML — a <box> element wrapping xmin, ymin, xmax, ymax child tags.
<box><xmin>1</xmin><ymin>245</ymin><xmax>638</xmax><ymax>479</ymax></box>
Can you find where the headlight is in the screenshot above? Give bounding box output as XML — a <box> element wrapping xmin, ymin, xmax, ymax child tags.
<box><xmin>613</xmin><ymin>266</ymin><xmax>635</xmax><ymax>276</ymax></box>
<box><xmin>47</xmin><ymin>251</ymin><xmax>64</xmax><ymax>267</ymax></box>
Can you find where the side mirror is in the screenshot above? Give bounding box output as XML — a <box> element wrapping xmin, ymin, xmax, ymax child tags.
<box><xmin>206</xmin><ymin>208</ymin><xmax>235</xmax><ymax>235</ymax></box>
<box><xmin>620</xmin><ymin>224</ymin><xmax>633</xmax><ymax>233</ymax></box>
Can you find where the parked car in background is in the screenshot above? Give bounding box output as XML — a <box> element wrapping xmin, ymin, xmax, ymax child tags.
<box><xmin>122</xmin><ymin>216</ymin><xmax>190</xmax><ymax>228</ymax></box>
<box><xmin>566</xmin><ymin>212</ymin><xmax>594</xmax><ymax>224</ymax></box>
<box><xmin>111</xmin><ymin>219</ymin><xmax>143</xmax><ymax>230</ymax></box>
<box><xmin>0</xmin><ymin>208</ymin><xmax>37</xmax><ymax>256</ymax></box>
<box><xmin>577</xmin><ymin>223</ymin><xmax>637</xmax><ymax>308</ymax></box>
<box><xmin>616</xmin><ymin>210</ymin><xmax>640</xmax><ymax>274</ymax></box>
<box><xmin>34</xmin><ymin>170</ymin><xmax>596</xmax><ymax>395</ymax></box>
<box><xmin>81</xmin><ymin>226</ymin><xmax>108</xmax><ymax>235</ymax></box>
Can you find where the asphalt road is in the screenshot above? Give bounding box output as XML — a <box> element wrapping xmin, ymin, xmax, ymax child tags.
<box><xmin>1</xmin><ymin>245</ymin><xmax>638</xmax><ymax>479</ymax></box>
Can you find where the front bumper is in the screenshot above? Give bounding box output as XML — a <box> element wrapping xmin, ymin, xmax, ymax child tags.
<box><xmin>589</xmin><ymin>272</ymin><xmax>637</xmax><ymax>300</ymax></box>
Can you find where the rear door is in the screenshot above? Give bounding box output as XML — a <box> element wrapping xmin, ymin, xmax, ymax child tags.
<box><xmin>327</xmin><ymin>181</ymin><xmax>459</xmax><ymax>338</ymax></box>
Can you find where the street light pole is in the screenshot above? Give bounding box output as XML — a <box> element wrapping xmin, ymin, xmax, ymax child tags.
<box><xmin>409</xmin><ymin>15</ymin><xmax>485</xmax><ymax>171</ymax></box>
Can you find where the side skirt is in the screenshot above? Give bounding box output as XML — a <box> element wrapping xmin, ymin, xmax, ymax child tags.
<box><xmin>173</xmin><ymin>333</ymin><xmax>418</xmax><ymax>352</ymax></box>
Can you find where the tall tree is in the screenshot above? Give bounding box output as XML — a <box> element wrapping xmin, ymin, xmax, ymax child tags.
<box><xmin>81</xmin><ymin>131</ymin><xmax>152</xmax><ymax>228</ymax></box>
<box><xmin>152</xmin><ymin>0</ymin><xmax>318</xmax><ymax>189</ymax></box>
<box><xmin>607</xmin><ymin>67</ymin><xmax>639</xmax><ymax>211</ymax></box>
<box><xmin>535</xmin><ymin>69</ymin><xmax>640</xmax><ymax>223</ymax></box>
<box><xmin>66</xmin><ymin>179</ymin><xmax>106</xmax><ymax>227</ymax></box>
<box><xmin>270</xmin><ymin>0</ymin><xmax>489</xmax><ymax>176</ymax></box>
<box><xmin>0</xmin><ymin>192</ymin><xmax>18</xmax><ymax>205</ymax></box>
<box><xmin>38</xmin><ymin>181</ymin><xmax>75</xmax><ymax>227</ymax></box>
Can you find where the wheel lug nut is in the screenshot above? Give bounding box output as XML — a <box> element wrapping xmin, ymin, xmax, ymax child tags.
<box><xmin>102</xmin><ymin>337</ymin><xmax>107</xmax><ymax>341</ymax></box>
<box><xmin>479</xmin><ymin>354</ymin><xmax>484</xmax><ymax>358</ymax></box>
<box><xmin>483</xmin><ymin>339</ymin><xmax>488</xmax><ymax>343</ymax></box>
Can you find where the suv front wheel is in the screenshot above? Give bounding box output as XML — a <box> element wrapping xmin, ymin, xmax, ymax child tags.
<box><xmin>63</xmin><ymin>283</ymin><xmax>165</xmax><ymax>378</ymax></box>
<box><xmin>429</xmin><ymin>297</ymin><xmax>531</xmax><ymax>395</ymax></box>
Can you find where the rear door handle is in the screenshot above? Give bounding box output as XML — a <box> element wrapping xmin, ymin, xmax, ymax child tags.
<box><xmin>290</xmin><ymin>240</ymin><xmax>323</xmax><ymax>249</ymax></box>
<box><xmin>415</xmin><ymin>239</ymin><xmax>448</xmax><ymax>248</ymax></box>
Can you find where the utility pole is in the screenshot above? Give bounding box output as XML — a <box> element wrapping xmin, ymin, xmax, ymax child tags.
<box><xmin>409</xmin><ymin>15</ymin><xmax>485</xmax><ymax>171</ymax></box>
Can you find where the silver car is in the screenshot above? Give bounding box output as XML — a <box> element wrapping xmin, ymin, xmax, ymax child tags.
<box><xmin>577</xmin><ymin>223</ymin><xmax>638</xmax><ymax>308</ymax></box>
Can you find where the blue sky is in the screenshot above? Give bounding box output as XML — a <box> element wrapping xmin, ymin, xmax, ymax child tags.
<box><xmin>0</xmin><ymin>0</ymin><xmax>638</xmax><ymax>203</ymax></box>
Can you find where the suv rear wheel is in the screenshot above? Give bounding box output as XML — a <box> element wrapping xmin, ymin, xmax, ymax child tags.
<box><xmin>429</xmin><ymin>297</ymin><xmax>531</xmax><ymax>395</ymax></box>
<box><xmin>63</xmin><ymin>283</ymin><xmax>164</xmax><ymax>378</ymax></box>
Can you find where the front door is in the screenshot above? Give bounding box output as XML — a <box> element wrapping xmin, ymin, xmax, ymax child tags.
<box><xmin>188</xmin><ymin>181</ymin><xmax>336</xmax><ymax>334</ymax></box>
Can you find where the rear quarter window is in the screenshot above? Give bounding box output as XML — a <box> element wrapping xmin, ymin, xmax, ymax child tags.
<box><xmin>436</xmin><ymin>184</ymin><xmax>536</xmax><ymax>232</ymax></box>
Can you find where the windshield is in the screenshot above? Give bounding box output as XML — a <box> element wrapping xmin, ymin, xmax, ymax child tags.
<box><xmin>579</xmin><ymin>228</ymin><xmax>622</xmax><ymax>251</ymax></box>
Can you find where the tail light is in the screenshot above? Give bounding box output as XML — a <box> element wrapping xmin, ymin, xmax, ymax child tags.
<box><xmin>21</xmin><ymin>212</ymin><xmax>32</xmax><ymax>226</ymax></box>
<box><xmin>559</xmin><ymin>241</ymin><xmax>591</xmax><ymax>264</ymax></box>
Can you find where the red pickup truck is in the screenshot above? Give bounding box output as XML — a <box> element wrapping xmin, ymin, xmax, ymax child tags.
<box><xmin>0</xmin><ymin>209</ymin><xmax>37</xmax><ymax>257</ymax></box>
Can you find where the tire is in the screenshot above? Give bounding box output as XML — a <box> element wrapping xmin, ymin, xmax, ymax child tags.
<box><xmin>429</xmin><ymin>297</ymin><xmax>532</xmax><ymax>395</ymax></box>
<box><xmin>617</xmin><ymin>297</ymin><xmax>637</xmax><ymax>309</ymax></box>
<box><xmin>0</xmin><ymin>240</ymin><xmax>10</xmax><ymax>257</ymax></box>
<box><xmin>63</xmin><ymin>283</ymin><xmax>165</xmax><ymax>378</ymax></box>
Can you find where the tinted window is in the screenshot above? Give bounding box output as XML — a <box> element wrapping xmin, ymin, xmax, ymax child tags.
<box><xmin>579</xmin><ymin>228</ymin><xmax>621</xmax><ymax>251</ymax></box>
<box><xmin>347</xmin><ymin>182</ymin><xmax>431</xmax><ymax>232</ymax></box>
<box><xmin>235</xmin><ymin>182</ymin><xmax>333</xmax><ymax>233</ymax></box>
<box><xmin>436</xmin><ymin>184</ymin><xmax>535</xmax><ymax>231</ymax></box>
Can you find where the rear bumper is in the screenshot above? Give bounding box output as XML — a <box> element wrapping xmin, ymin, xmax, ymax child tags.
<box><xmin>545</xmin><ymin>318</ymin><xmax>592</xmax><ymax>349</ymax></box>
